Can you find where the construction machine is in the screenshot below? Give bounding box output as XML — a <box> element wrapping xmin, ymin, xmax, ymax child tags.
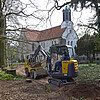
<box><xmin>24</xmin><ymin>44</ymin><xmax>79</xmax><ymax>86</ymax></box>
<box><xmin>47</xmin><ymin>45</ymin><xmax>79</xmax><ymax>87</ymax></box>
<box><xmin>24</xmin><ymin>45</ymin><xmax>48</xmax><ymax>79</ymax></box>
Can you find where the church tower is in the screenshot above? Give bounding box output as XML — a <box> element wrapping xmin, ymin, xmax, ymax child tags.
<box><xmin>62</xmin><ymin>6</ymin><xmax>71</xmax><ymax>22</ymax></box>
<box><xmin>61</xmin><ymin>6</ymin><xmax>72</xmax><ymax>29</ymax></box>
<box><xmin>61</xmin><ymin>6</ymin><xmax>78</xmax><ymax>57</ymax></box>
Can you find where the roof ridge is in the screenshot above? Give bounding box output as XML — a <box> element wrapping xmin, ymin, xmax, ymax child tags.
<box><xmin>40</xmin><ymin>25</ymin><xmax>61</xmax><ymax>32</ymax></box>
<box><xmin>23</xmin><ymin>25</ymin><xmax>61</xmax><ymax>32</ymax></box>
<box><xmin>24</xmin><ymin>28</ymin><xmax>40</xmax><ymax>32</ymax></box>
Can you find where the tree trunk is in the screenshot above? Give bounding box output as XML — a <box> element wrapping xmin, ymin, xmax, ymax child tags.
<box><xmin>0</xmin><ymin>40</ymin><xmax>5</xmax><ymax>67</ymax></box>
<box><xmin>86</xmin><ymin>51</ymin><xmax>89</xmax><ymax>63</ymax></box>
<box><xmin>93</xmin><ymin>51</ymin><xmax>95</xmax><ymax>61</ymax></box>
<box><xmin>0</xmin><ymin>0</ymin><xmax>6</xmax><ymax>67</ymax></box>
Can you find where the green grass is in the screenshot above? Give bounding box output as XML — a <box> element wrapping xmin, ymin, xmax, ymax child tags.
<box><xmin>12</xmin><ymin>62</ymin><xmax>24</xmax><ymax>66</ymax></box>
<box><xmin>0</xmin><ymin>62</ymin><xmax>25</xmax><ymax>80</ymax></box>
<box><xmin>5</xmin><ymin>66</ymin><xmax>12</xmax><ymax>70</ymax></box>
<box><xmin>6</xmin><ymin>62</ymin><xmax>25</xmax><ymax>69</ymax></box>
<box><xmin>0</xmin><ymin>69</ymin><xmax>24</xmax><ymax>80</ymax></box>
<box><xmin>75</xmin><ymin>65</ymin><xmax>100</xmax><ymax>82</ymax></box>
<box><xmin>79</xmin><ymin>63</ymin><xmax>99</xmax><ymax>66</ymax></box>
<box><xmin>45</xmin><ymin>86</ymin><xmax>51</xmax><ymax>92</ymax></box>
<box><xmin>8</xmin><ymin>62</ymin><xmax>24</xmax><ymax>67</ymax></box>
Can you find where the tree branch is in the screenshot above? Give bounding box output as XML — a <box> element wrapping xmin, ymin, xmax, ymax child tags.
<box><xmin>78</xmin><ymin>24</ymin><xmax>99</xmax><ymax>32</ymax></box>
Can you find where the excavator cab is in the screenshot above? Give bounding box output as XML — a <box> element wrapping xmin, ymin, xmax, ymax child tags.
<box><xmin>48</xmin><ymin>45</ymin><xmax>79</xmax><ymax>87</ymax></box>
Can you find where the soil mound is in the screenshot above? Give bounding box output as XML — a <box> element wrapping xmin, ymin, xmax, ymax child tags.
<box><xmin>59</xmin><ymin>82</ymin><xmax>100</xmax><ymax>100</ymax></box>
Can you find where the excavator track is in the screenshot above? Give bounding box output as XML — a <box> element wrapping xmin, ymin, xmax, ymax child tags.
<box><xmin>48</xmin><ymin>78</ymin><xmax>75</xmax><ymax>87</ymax></box>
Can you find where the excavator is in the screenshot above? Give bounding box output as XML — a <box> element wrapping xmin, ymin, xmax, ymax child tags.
<box><xmin>47</xmin><ymin>45</ymin><xmax>79</xmax><ymax>87</ymax></box>
<box><xmin>24</xmin><ymin>44</ymin><xmax>79</xmax><ymax>87</ymax></box>
<box><xmin>24</xmin><ymin>45</ymin><xmax>48</xmax><ymax>79</ymax></box>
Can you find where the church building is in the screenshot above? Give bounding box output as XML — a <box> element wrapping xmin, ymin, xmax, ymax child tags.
<box><xmin>18</xmin><ymin>6</ymin><xmax>78</xmax><ymax>61</ymax></box>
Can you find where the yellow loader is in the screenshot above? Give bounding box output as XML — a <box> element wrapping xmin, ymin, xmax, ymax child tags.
<box><xmin>24</xmin><ymin>45</ymin><xmax>48</xmax><ymax>79</ymax></box>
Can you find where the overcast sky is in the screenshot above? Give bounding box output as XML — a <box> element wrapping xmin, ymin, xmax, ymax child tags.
<box><xmin>20</xmin><ymin>0</ymin><xmax>96</xmax><ymax>37</ymax></box>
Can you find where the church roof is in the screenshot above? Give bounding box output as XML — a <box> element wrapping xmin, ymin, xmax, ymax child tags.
<box><xmin>24</xmin><ymin>25</ymin><xmax>66</xmax><ymax>42</ymax></box>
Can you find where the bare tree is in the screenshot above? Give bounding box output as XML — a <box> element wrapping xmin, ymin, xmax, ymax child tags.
<box><xmin>0</xmin><ymin>0</ymin><xmax>56</xmax><ymax>67</ymax></box>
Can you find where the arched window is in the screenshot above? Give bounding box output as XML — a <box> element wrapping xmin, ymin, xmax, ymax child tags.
<box><xmin>54</xmin><ymin>41</ymin><xmax>56</xmax><ymax>44</ymax></box>
<box><xmin>71</xmin><ymin>41</ymin><xmax>73</xmax><ymax>46</ymax></box>
<box><xmin>68</xmin><ymin>41</ymin><xmax>70</xmax><ymax>45</ymax></box>
<box><xmin>63</xmin><ymin>12</ymin><xmax>65</xmax><ymax>21</ymax></box>
<box><xmin>69</xmin><ymin>12</ymin><xmax>71</xmax><ymax>21</ymax></box>
<box><xmin>52</xmin><ymin>41</ymin><xmax>53</xmax><ymax>45</ymax></box>
<box><xmin>32</xmin><ymin>43</ymin><xmax>34</xmax><ymax>51</ymax></box>
<box><xmin>43</xmin><ymin>42</ymin><xmax>45</xmax><ymax>48</ymax></box>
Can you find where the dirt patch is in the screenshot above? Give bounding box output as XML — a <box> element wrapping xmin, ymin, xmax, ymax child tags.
<box><xmin>0</xmin><ymin>80</ymin><xmax>100</xmax><ymax>100</ymax></box>
<box><xmin>0</xmin><ymin>80</ymin><xmax>63</xmax><ymax>100</ymax></box>
<box><xmin>4</xmin><ymin>65</ymin><xmax>99</xmax><ymax>100</ymax></box>
<box><xmin>12</xmin><ymin>65</ymin><xmax>25</xmax><ymax>76</ymax></box>
<box><xmin>58</xmin><ymin>82</ymin><xmax>100</xmax><ymax>100</ymax></box>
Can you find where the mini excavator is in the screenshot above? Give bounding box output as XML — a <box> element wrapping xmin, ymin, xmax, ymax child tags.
<box><xmin>24</xmin><ymin>45</ymin><xmax>79</xmax><ymax>87</ymax></box>
<box><xmin>47</xmin><ymin>45</ymin><xmax>79</xmax><ymax>87</ymax></box>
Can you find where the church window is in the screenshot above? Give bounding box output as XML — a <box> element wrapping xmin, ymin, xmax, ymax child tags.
<box><xmin>54</xmin><ymin>41</ymin><xmax>56</xmax><ymax>44</ymax></box>
<box><xmin>63</xmin><ymin>12</ymin><xmax>65</xmax><ymax>21</ymax></box>
<box><xmin>32</xmin><ymin>43</ymin><xmax>34</xmax><ymax>51</ymax></box>
<box><xmin>43</xmin><ymin>42</ymin><xmax>45</xmax><ymax>48</ymax></box>
<box><xmin>71</xmin><ymin>41</ymin><xmax>73</xmax><ymax>46</ymax></box>
<box><xmin>66</xmin><ymin>12</ymin><xmax>68</xmax><ymax>21</ymax></box>
<box><xmin>52</xmin><ymin>41</ymin><xmax>53</xmax><ymax>45</ymax></box>
<box><xmin>68</xmin><ymin>41</ymin><xmax>70</xmax><ymax>45</ymax></box>
<box><xmin>69</xmin><ymin>12</ymin><xmax>71</xmax><ymax>21</ymax></box>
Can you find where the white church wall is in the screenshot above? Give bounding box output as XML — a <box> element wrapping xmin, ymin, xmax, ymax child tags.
<box><xmin>39</xmin><ymin>38</ymin><xmax>59</xmax><ymax>52</ymax></box>
<box><xmin>22</xmin><ymin>38</ymin><xmax>60</xmax><ymax>60</ymax></box>
<box><xmin>65</xmin><ymin>31</ymin><xmax>78</xmax><ymax>57</ymax></box>
<box><xmin>62</xmin><ymin>28</ymin><xmax>68</xmax><ymax>39</ymax></box>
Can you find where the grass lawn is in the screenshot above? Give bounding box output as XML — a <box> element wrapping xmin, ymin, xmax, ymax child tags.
<box><xmin>9</xmin><ymin>62</ymin><xmax>24</xmax><ymax>67</ymax></box>
<box><xmin>75</xmin><ymin>64</ymin><xmax>100</xmax><ymax>82</ymax></box>
<box><xmin>0</xmin><ymin>68</ymin><xmax>24</xmax><ymax>80</ymax></box>
<box><xmin>79</xmin><ymin>63</ymin><xmax>99</xmax><ymax>66</ymax></box>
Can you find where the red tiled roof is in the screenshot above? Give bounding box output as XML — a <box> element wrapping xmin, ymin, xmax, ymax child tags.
<box><xmin>24</xmin><ymin>25</ymin><xmax>66</xmax><ymax>42</ymax></box>
<box><xmin>25</xmin><ymin>30</ymin><xmax>40</xmax><ymax>41</ymax></box>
